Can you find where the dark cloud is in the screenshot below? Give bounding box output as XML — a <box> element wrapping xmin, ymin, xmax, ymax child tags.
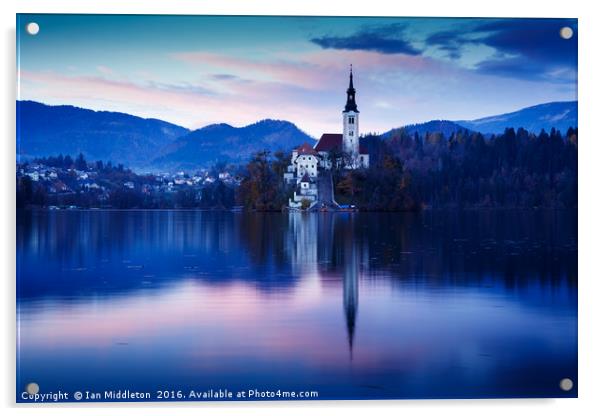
<box><xmin>147</xmin><ymin>81</ymin><xmax>215</xmax><ymax>96</ymax></box>
<box><xmin>474</xmin><ymin>57</ymin><xmax>576</xmax><ymax>84</ymax></box>
<box><xmin>310</xmin><ymin>23</ymin><xmax>422</xmax><ymax>55</ymax></box>
<box><xmin>310</xmin><ymin>19</ymin><xmax>577</xmax><ymax>83</ymax></box>
<box><xmin>212</xmin><ymin>73</ymin><xmax>238</xmax><ymax>80</ymax></box>
<box><xmin>477</xmin><ymin>19</ymin><xmax>577</xmax><ymax>65</ymax></box>
<box><xmin>426</xmin><ymin>18</ymin><xmax>577</xmax><ymax>82</ymax></box>
<box><xmin>425</xmin><ymin>30</ymin><xmax>477</xmax><ymax>60</ymax></box>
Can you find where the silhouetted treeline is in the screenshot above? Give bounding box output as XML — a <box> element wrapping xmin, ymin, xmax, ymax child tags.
<box><xmin>237</xmin><ymin>150</ymin><xmax>292</xmax><ymax>211</ymax></box>
<box><xmin>239</xmin><ymin>127</ymin><xmax>577</xmax><ymax>211</ymax></box>
<box><xmin>335</xmin><ymin>127</ymin><xmax>577</xmax><ymax>210</ymax></box>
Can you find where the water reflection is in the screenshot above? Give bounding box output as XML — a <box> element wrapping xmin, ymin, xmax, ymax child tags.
<box><xmin>286</xmin><ymin>213</ymin><xmax>360</xmax><ymax>358</ymax></box>
<box><xmin>17</xmin><ymin>210</ymin><xmax>577</xmax><ymax>399</ymax></box>
<box><xmin>342</xmin><ymin>217</ymin><xmax>359</xmax><ymax>359</ymax></box>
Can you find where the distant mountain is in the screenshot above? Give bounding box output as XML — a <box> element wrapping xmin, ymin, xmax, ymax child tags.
<box><xmin>383</xmin><ymin>120</ymin><xmax>472</xmax><ymax>138</ymax></box>
<box><xmin>17</xmin><ymin>101</ymin><xmax>189</xmax><ymax>168</ymax></box>
<box><xmin>152</xmin><ymin>119</ymin><xmax>313</xmax><ymax>170</ymax></box>
<box><xmin>456</xmin><ymin>101</ymin><xmax>577</xmax><ymax>135</ymax></box>
<box><xmin>18</xmin><ymin>99</ymin><xmax>577</xmax><ymax>173</ymax></box>
<box><xmin>384</xmin><ymin>101</ymin><xmax>577</xmax><ymax>139</ymax></box>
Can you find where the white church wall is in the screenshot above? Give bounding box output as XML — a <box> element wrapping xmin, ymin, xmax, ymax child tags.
<box><xmin>343</xmin><ymin>111</ymin><xmax>359</xmax><ymax>156</ymax></box>
<box><xmin>295</xmin><ymin>154</ymin><xmax>318</xmax><ymax>178</ymax></box>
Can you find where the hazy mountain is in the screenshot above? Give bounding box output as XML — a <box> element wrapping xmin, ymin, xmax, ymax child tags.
<box><xmin>383</xmin><ymin>120</ymin><xmax>472</xmax><ymax>138</ymax></box>
<box><xmin>17</xmin><ymin>101</ymin><xmax>189</xmax><ymax>168</ymax></box>
<box><xmin>456</xmin><ymin>101</ymin><xmax>577</xmax><ymax>135</ymax></box>
<box><xmin>383</xmin><ymin>102</ymin><xmax>577</xmax><ymax>139</ymax></box>
<box><xmin>151</xmin><ymin>119</ymin><xmax>314</xmax><ymax>170</ymax></box>
<box><xmin>17</xmin><ymin>100</ymin><xmax>577</xmax><ymax>172</ymax></box>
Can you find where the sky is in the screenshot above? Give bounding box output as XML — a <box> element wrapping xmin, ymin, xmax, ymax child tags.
<box><xmin>17</xmin><ymin>15</ymin><xmax>577</xmax><ymax>137</ymax></box>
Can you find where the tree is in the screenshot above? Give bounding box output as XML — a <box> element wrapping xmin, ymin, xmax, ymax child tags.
<box><xmin>238</xmin><ymin>151</ymin><xmax>279</xmax><ymax>210</ymax></box>
<box><xmin>336</xmin><ymin>171</ymin><xmax>362</xmax><ymax>201</ymax></box>
<box><xmin>17</xmin><ymin>176</ymin><xmax>34</xmax><ymax>208</ymax></box>
<box><xmin>175</xmin><ymin>188</ymin><xmax>198</xmax><ymax>208</ymax></box>
<box><xmin>75</xmin><ymin>153</ymin><xmax>87</xmax><ymax>170</ymax></box>
<box><xmin>64</xmin><ymin>155</ymin><xmax>74</xmax><ymax>168</ymax></box>
<box><xmin>300</xmin><ymin>198</ymin><xmax>311</xmax><ymax>210</ymax></box>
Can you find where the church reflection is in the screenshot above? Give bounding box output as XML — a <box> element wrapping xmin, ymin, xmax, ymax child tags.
<box><xmin>343</xmin><ymin>229</ymin><xmax>359</xmax><ymax>359</ymax></box>
<box><xmin>287</xmin><ymin>213</ymin><xmax>361</xmax><ymax>359</ymax></box>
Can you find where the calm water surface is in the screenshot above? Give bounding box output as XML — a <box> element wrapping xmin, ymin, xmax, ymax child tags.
<box><xmin>17</xmin><ymin>210</ymin><xmax>577</xmax><ymax>400</ymax></box>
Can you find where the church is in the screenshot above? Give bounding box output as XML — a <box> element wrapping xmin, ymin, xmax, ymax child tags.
<box><xmin>284</xmin><ymin>67</ymin><xmax>369</xmax><ymax>209</ymax></box>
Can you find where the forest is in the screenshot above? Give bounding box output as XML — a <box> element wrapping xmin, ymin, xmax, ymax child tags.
<box><xmin>238</xmin><ymin>127</ymin><xmax>578</xmax><ymax>211</ymax></box>
<box><xmin>17</xmin><ymin>126</ymin><xmax>577</xmax><ymax>211</ymax></box>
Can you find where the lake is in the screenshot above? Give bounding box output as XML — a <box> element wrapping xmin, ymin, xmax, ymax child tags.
<box><xmin>16</xmin><ymin>209</ymin><xmax>577</xmax><ymax>401</ymax></box>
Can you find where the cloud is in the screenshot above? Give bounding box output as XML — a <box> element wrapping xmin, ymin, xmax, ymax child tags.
<box><xmin>20</xmin><ymin>70</ymin><xmax>204</xmax><ymax>117</ymax></box>
<box><xmin>425</xmin><ymin>18</ymin><xmax>577</xmax><ymax>83</ymax></box>
<box><xmin>309</xmin><ymin>19</ymin><xmax>576</xmax><ymax>83</ymax></box>
<box><xmin>96</xmin><ymin>65</ymin><xmax>114</xmax><ymax>76</ymax></box>
<box><xmin>477</xmin><ymin>19</ymin><xmax>577</xmax><ymax>65</ymax></box>
<box><xmin>474</xmin><ymin>56</ymin><xmax>577</xmax><ymax>84</ymax></box>
<box><xmin>18</xmin><ymin>68</ymin><xmax>347</xmax><ymax>135</ymax></box>
<box><xmin>145</xmin><ymin>80</ymin><xmax>215</xmax><ymax>96</ymax></box>
<box><xmin>173</xmin><ymin>52</ymin><xmax>331</xmax><ymax>90</ymax></box>
<box><xmin>310</xmin><ymin>23</ymin><xmax>422</xmax><ymax>55</ymax></box>
<box><xmin>424</xmin><ymin>30</ymin><xmax>477</xmax><ymax>60</ymax></box>
<box><xmin>212</xmin><ymin>74</ymin><xmax>238</xmax><ymax>81</ymax></box>
<box><xmin>19</xmin><ymin>38</ymin><xmax>577</xmax><ymax>138</ymax></box>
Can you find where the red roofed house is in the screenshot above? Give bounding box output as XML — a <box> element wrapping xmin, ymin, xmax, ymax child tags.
<box><xmin>314</xmin><ymin>133</ymin><xmax>370</xmax><ymax>170</ymax></box>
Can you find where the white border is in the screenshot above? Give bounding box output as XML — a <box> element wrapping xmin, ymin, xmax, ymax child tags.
<box><xmin>2</xmin><ymin>1</ymin><xmax>601</xmax><ymax>416</ymax></box>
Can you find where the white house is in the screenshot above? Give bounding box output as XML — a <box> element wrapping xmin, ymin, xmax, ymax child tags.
<box><xmin>293</xmin><ymin>143</ymin><xmax>319</xmax><ymax>178</ymax></box>
<box><xmin>289</xmin><ymin>172</ymin><xmax>319</xmax><ymax>208</ymax></box>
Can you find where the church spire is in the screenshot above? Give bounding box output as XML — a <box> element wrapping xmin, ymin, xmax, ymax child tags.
<box><xmin>349</xmin><ymin>64</ymin><xmax>354</xmax><ymax>89</ymax></box>
<box><xmin>344</xmin><ymin>65</ymin><xmax>359</xmax><ymax>113</ymax></box>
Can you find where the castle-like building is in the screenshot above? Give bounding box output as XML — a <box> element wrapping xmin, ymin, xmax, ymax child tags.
<box><xmin>284</xmin><ymin>67</ymin><xmax>369</xmax><ymax>209</ymax></box>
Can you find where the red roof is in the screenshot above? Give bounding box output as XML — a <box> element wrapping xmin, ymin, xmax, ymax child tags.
<box><xmin>296</xmin><ymin>142</ymin><xmax>318</xmax><ymax>156</ymax></box>
<box><xmin>315</xmin><ymin>134</ymin><xmax>369</xmax><ymax>155</ymax></box>
<box><xmin>314</xmin><ymin>134</ymin><xmax>342</xmax><ymax>152</ymax></box>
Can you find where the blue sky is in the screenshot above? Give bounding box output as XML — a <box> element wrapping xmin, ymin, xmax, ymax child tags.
<box><xmin>17</xmin><ymin>15</ymin><xmax>577</xmax><ymax>137</ymax></box>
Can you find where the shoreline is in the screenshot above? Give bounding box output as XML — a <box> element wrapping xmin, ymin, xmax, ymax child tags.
<box><xmin>17</xmin><ymin>206</ymin><xmax>577</xmax><ymax>213</ymax></box>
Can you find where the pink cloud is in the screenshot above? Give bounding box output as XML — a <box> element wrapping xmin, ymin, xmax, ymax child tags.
<box><xmin>18</xmin><ymin>69</ymin><xmax>336</xmax><ymax>135</ymax></box>
<box><xmin>96</xmin><ymin>65</ymin><xmax>115</xmax><ymax>76</ymax></box>
<box><xmin>173</xmin><ymin>51</ymin><xmax>333</xmax><ymax>90</ymax></box>
<box><xmin>18</xmin><ymin>48</ymin><xmax>573</xmax><ymax>137</ymax></box>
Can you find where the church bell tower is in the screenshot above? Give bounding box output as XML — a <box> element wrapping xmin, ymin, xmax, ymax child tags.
<box><xmin>342</xmin><ymin>65</ymin><xmax>359</xmax><ymax>157</ymax></box>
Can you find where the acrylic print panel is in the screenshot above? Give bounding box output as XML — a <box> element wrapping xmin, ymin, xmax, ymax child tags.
<box><xmin>16</xmin><ymin>14</ymin><xmax>578</xmax><ymax>402</ymax></box>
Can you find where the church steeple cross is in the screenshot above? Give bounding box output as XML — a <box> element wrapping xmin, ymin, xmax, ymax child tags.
<box><xmin>344</xmin><ymin>64</ymin><xmax>358</xmax><ymax>113</ymax></box>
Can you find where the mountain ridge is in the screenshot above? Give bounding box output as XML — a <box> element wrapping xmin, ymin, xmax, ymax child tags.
<box><xmin>17</xmin><ymin>100</ymin><xmax>190</xmax><ymax>168</ymax></box>
<box><xmin>456</xmin><ymin>101</ymin><xmax>577</xmax><ymax>134</ymax></box>
<box><xmin>17</xmin><ymin>100</ymin><xmax>577</xmax><ymax>171</ymax></box>
<box><xmin>151</xmin><ymin>118</ymin><xmax>314</xmax><ymax>170</ymax></box>
<box><xmin>384</xmin><ymin>120</ymin><xmax>473</xmax><ymax>138</ymax></box>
